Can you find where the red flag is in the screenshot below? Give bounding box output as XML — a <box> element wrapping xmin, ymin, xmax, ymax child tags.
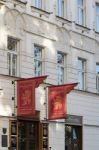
<box><xmin>48</xmin><ymin>83</ymin><xmax>77</xmax><ymax>120</ymax></box>
<box><xmin>17</xmin><ymin>75</ymin><xmax>47</xmax><ymax>117</ymax></box>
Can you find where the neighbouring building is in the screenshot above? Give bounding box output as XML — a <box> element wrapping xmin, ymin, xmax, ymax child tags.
<box><xmin>0</xmin><ymin>0</ymin><xmax>99</xmax><ymax>150</ymax></box>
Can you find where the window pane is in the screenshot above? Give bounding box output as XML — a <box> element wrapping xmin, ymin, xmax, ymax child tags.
<box><xmin>34</xmin><ymin>60</ymin><xmax>42</xmax><ymax>76</ymax></box>
<box><xmin>8</xmin><ymin>37</ymin><xmax>17</xmax><ymax>51</ymax></box>
<box><xmin>34</xmin><ymin>45</ymin><xmax>42</xmax><ymax>76</ymax></box>
<box><xmin>96</xmin><ymin>5</ymin><xmax>99</xmax><ymax>14</ymax></box>
<box><xmin>57</xmin><ymin>0</ymin><xmax>64</xmax><ymax>17</ymax></box>
<box><xmin>7</xmin><ymin>53</ymin><xmax>11</xmax><ymax>75</ymax></box>
<box><xmin>78</xmin><ymin>0</ymin><xmax>83</xmax><ymax>6</ymax></box>
<box><xmin>57</xmin><ymin>52</ymin><xmax>65</xmax><ymax>84</ymax></box>
<box><xmin>96</xmin><ymin>64</ymin><xmax>99</xmax><ymax>73</ymax></box>
<box><xmin>35</xmin><ymin>0</ymin><xmax>42</xmax><ymax>8</ymax></box>
<box><xmin>34</xmin><ymin>46</ymin><xmax>42</xmax><ymax>59</ymax></box>
<box><xmin>78</xmin><ymin>71</ymin><xmax>83</xmax><ymax>89</ymax></box>
<box><xmin>96</xmin><ymin>16</ymin><xmax>99</xmax><ymax>32</ymax></box>
<box><xmin>78</xmin><ymin>8</ymin><xmax>83</xmax><ymax>25</ymax></box>
<box><xmin>57</xmin><ymin>66</ymin><xmax>64</xmax><ymax>84</ymax></box>
<box><xmin>96</xmin><ymin>64</ymin><xmax>99</xmax><ymax>92</ymax></box>
<box><xmin>12</xmin><ymin>54</ymin><xmax>17</xmax><ymax>76</ymax></box>
<box><xmin>57</xmin><ymin>52</ymin><xmax>64</xmax><ymax>65</ymax></box>
<box><xmin>78</xmin><ymin>59</ymin><xmax>83</xmax><ymax>70</ymax></box>
<box><xmin>78</xmin><ymin>59</ymin><xmax>85</xmax><ymax>90</ymax></box>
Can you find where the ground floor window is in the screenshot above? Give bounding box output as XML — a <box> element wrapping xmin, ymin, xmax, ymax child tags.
<box><xmin>9</xmin><ymin>120</ymin><xmax>48</xmax><ymax>150</ymax></box>
<box><xmin>65</xmin><ymin>125</ymin><xmax>82</xmax><ymax>150</ymax></box>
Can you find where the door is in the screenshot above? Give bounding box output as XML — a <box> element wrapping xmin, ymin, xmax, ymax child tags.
<box><xmin>65</xmin><ymin>125</ymin><xmax>82</xmax><ymax>150</ymax></box>
<box><xmin>18</xmin><ymin>121</ymin><xmax>39</xmax><ymax>150</ymax></box>
<box><xmin>9</xmin><ymin>120</ymin><xmax>39</xmax><ymax>150</ymax></box>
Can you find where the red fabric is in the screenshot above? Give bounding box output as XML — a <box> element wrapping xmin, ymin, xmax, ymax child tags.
<box><xmin>48</xmin><ymin>83</ymin><xmax>77</xmax><ymax>120</ymax></box>
<box><xmin>17</xmin><ymin>75</ymin><xmax>47</xmax><ymax>116</ymax></box>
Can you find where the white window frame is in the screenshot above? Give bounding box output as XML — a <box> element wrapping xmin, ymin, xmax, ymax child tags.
<box><xmin>34</xmin><ymin>45</ymin><xmax>43</xmax><ymax>77</ymax></box>
<box><xmin>7</xmin><ymin>37</ymin><xmax>19</xmax><ymax>76</ymax></box>
<box><xmin>96</xmin><ymin>3</ymin><xmax>99</xmax><ymax>32</ymax></box>
<box><xmin>57</xmin><ymin>51</ymin><xmax>65</xmax><ymax>85</ymax></box>
<box><xmin>57</xmin><ymin>0</ymin><xmax>64</xmax><ymax>17</ymax></box>
<box><xmin>77</xmin><ymin>58</ymin><xmax>86</xmax><ymax>90</ymax></box>
<box><xmin>77</xmin><ymin>0</ymin><xmax>85</xmax><ymax>26</ymax></box>
<box><xmin>96</xmin><ymin>63</ymin><xmax>99</xmax><ymax>93</ymax></box>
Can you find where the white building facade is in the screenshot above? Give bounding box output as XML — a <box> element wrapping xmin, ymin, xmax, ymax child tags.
<box><xmin>0</xmin><ymin>0</ymin><xmax>99</xmax><ymax>150</ymax></box>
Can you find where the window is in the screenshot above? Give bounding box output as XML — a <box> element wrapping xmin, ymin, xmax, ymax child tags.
<box><xmin>77</xmin><ymin>58</ymin><xmax>86</xmax><ymax>90</ymax></box>
<box><xmin>96</xmin><ymin>4</ymin><xmax>99</xmax><ymax>32</ymax></box>
<box><xmin>34</xmin><ymin>45</ymin><xmax>43</xmax><ymax>76</ymax></box>
<box><xmin>7</xmin><ymin>37</ymin><xmax>18</xmax><ymax>76</ymax></box>
<box><xmin>65</xmin><ymin>125</ymin><xmax>82</xmax><ymax>150</ymax></box>
<box><xmin>57</xmin><ymin>52</ymin><xmax>65</xmax><ymax>84</ymax></box>
<box><xmin>57</xmin><ymin>0</ymin><xmax>64</xmax><ymax>17</ymax></box>
<box><xmin>35</xmin><ymin>0</ymin><xmax>42</xmax><ymax>9</ymax></box>
<box><xmin>77</xmin><ymin>0</ymin><xmax>85</xmax><ymax>25</ymax></box>
<box><xmin>96</xmin><ymin>63</ymin><xmax>99</xmax><ymax>92</ymax></box>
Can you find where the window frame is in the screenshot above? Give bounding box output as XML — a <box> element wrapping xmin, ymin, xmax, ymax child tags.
<box><xmin>96</xmin><ymin>63</ymin><xmax>99</xmax><ymax>93</ymax></box>
<box><xmin>77</xmin><ymin>58</ymin><xmax>86</xmax><ymax>90</ymax></box>
<box><xmin>7</xmin><ymin>37</ymin><xmax>19</xmax><ymax>77</ymax></box>
<box><xmin>77</xmin><ymin>0</ymin><xmax>86</xmax><ymax>26</ymax></box>
<box><xmin>57</xmin><ymin>51</ymin><xmax>66</xmax><ymax>85</ymax></box>
<box><xmin>96</xmin><ymin>3</ymin><xmax>99</xmax><ymax>32</ymax></box>
<box><xmin>57</xmin><ymin>0</ymin><xmax>65</xmax><ymax>18</ymax></box>
<box><xmin>34</xmin><ymin>44</ymin><xmax>44</xmax><ymax>77</ymax></box>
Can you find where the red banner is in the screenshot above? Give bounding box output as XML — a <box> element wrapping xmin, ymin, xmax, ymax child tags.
<box><xmin>48</xmin><ymin>83</ymin><xmax>77</xmax><ymax>120</ymax></box>
<box><xmin>17</xmin><ymin>75</ymin><xmax>47</xmax><ymax>116</ymax></box>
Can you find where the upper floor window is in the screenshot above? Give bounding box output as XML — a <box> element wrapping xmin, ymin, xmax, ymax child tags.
<box><xmin>77</xmin><ymin>58</ymin><xmax>86</xmax><ymax>90</ymax></box>
<box><xmin>34</xmin><ymin>45</ymin><xmax>43</xmax><ymax>76</ymax></box>
<box><xmin>96</xmin><ymin>63</ymin><xmax>99</xmax><ymax>92</ymax></box>
<box><xmin>7</xmin><ymin>37</ymin><xmax>18</xmax><ymax>76</ymax></box>
<box><xmin>35</xmin><ymin>0</ymin><xmax>42</xmax><ymax>9</ymax></box>
<box><xmin>57</xmin><ymin>0</ymin><xmax>64</xmax><ymax>17</ymax></box>
<box><xmin>96</xmin><ymin>3</ymin><xmax>99</xmax><ymax>32</ymax></box>
<box><xmin>57</xmin><ymin>51</ymin><xmax>65</xmax><ymax>84</ymax></box>
<box><xmin>77</xmin><ymin>0</ymin><xmax>85</xmax><ymax>25</ymax></box>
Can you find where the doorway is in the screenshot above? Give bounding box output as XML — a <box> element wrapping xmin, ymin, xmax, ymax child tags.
<box><xmin>10</xmin><ymin>120</ymin><xmax>39</xmax><ymax>150</ymax></box>
<box><xmin>18</xmin><ymin>121</ymin><xmax>38</xmax><ymax>150</ymax></box>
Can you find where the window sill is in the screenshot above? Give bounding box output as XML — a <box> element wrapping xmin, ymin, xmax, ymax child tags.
<box><xmin>75</xmin><ymin>88</ymin><xmax>99</xmax><ymax>96</ymax></box>
<box><xmin>95</xmin><ymin>30</ymin><xmax>99</xmax><ymax>34</ymax></box>
<box><xmin>14</xmin><ymin>0</ymin><xmax>27</xmax><ymax>5</ymax></box>
<box><xmin>75</xmin><ymin>23</ymin><xmax>91</xmax><ymax>32</ymax></box>
<box><xmin>31</xmin><ymin>5</ymin><xmax>51</xmax><ymax>17</ymax></box>
<box><xmin>56</xmin><ymin>15</ymin><xmax>72</xmax><ymax>23</ymax></box>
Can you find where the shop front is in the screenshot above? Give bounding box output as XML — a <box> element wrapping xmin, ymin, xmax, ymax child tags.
<box><xmin>9</xmin><ymin>117</ymin><xmax>48</xmax><ymax>150</ymax></box>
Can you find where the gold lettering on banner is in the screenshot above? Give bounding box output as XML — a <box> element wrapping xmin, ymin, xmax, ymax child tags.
<box><xmin>21</xmin><ymin>90</ymin><xmax>31</xmax><ymax>106</ymax></box>
<box><xmin>53</xmin><ymin>96</ymin><xmax>62</xmax><ymax>111</ymax></box>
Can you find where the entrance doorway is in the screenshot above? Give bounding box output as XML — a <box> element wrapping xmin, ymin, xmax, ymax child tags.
<box><xmin>10</xmin><ymin>120</ymin><xmax>39</xmax><ymax>150</ymax></box>
<box><xmin>18</xmin><ymin>121</ymin><xmax>38</xmax><ymax>150</ymax></box>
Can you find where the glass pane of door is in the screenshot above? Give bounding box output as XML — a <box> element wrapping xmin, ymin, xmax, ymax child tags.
<box><xmin>65</xmin><ymin>125</ymin><xmax>82</xmax><ymax>150</ymax></box>
<box><xmin>18</xmin><ymin>121</ymin><xmax>38</xmax><ymax>150</ymax></box>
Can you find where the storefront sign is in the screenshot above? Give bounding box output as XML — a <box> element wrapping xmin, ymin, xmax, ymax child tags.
<box><xmin>17</xmin><ymin>76</ymin><xmax>47</xmax><ymax>116</ymax></box>
<box><xmin>48</xmin><ymin>83</ymin><xmax>77</xmax><ymax>120</ymax></box>
<box><xmin>65</xmin><ymin>115</ymin><xmax>82</xmax><ymax>125</ymax></box>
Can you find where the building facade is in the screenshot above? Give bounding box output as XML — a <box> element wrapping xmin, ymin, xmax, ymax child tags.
<box><xmin>0</xmin><ymin>0</ymin><xmax>99</xmax><ymax>150</ymax></box>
